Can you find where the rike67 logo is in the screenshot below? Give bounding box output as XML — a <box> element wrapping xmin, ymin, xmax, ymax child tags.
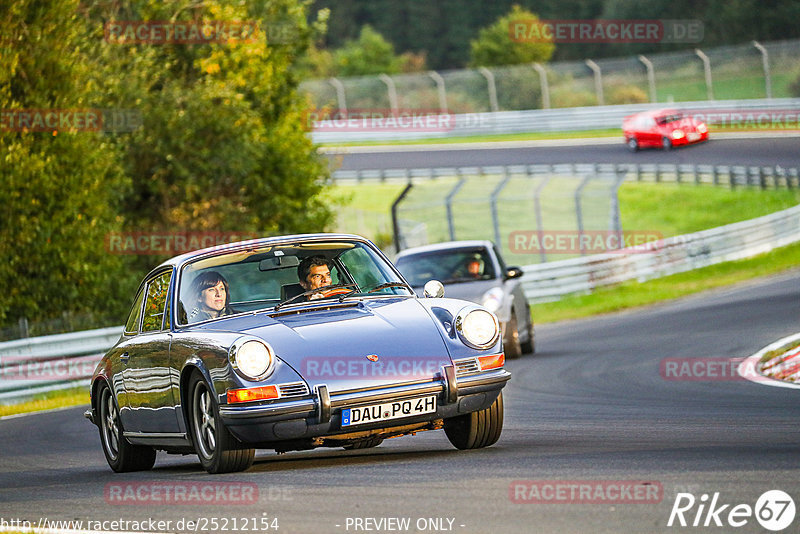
<box><xmin>667</xmin><ymin>490</ymin><xmax>796</xmax><ymax>531</ymax></box>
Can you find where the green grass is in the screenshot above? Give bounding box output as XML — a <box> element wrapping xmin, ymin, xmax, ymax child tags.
<box><xmin>0</xmin><ymin>386</ymin><xmax>88</xmax><ymax>418</ymax></box>
<box><xmin>322</xmin><ymin>128</ymin><xmax>622</xmax><ymax>147</ymax></box>
<box><xmin>531</xmin><ymin>240</ymin><xmax>800</xmax><ymax>323</ymax></box>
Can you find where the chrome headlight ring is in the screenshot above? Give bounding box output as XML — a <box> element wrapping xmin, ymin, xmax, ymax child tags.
<box><xmin>228</xmin><ymin>336</ymin><xmax>275</xmax><ymax>381</ymax></box>
<box><xmin>454</xmin><ymin>305</ymin><xmax>500</xmax><ymax>350</ymax></box>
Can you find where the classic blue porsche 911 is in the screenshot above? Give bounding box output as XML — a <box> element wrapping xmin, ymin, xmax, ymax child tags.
<box><xmin>85</xmin><ymin>234</ymin><xmax>510</xmax><ymax>473</ymax></box>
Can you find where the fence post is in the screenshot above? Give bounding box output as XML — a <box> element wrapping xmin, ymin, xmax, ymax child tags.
<box><xmin>610</xmin><ymin>171</ymin><xmax>627</xmax><ymax>250</ymax></box>
<box><xmin>478</xmin><ymin>67</ymin><xmax>499</xmax><ymax>113</ymax></box>
<box><xmin>328</xmin><ymin>77</ymin><xmax>347</xmax><ymax>112</ymax></box>
<box><xmin>445</xmin><ymin>175</ymin><xmax>467</xmax><ymax>241</ymax></box>
<box><xmin>18</xmin><ymin>317</ymin><xmax>29</xmax><ymax>338</ymax></box>
<box><xmin>752</xmin><ymin>41</ymin><xmax>772</xmax><ymax>99</ymax></box>
<box><xmin>533</xmin><ymin>175</ymin><xmax>552</xmax><ymax>263</ymax></box>
<box><xmin>428</xmin><ymin>71</ymin><xmax>448</xmax><ymax>113</ymax></box>
<box><xmin>575</xmin><ymin>175</ymin><xmax>592</xmax><ymax>256</ymax></box>
<box><xmin>532</xmin><ymin>63</ymin><xmax>550</xmax><ymax>109</ymax></box>
<box><xmin>694</xmin><ymin>49</ymin><xmax>714</xmax><ymax>101</ymax></box>
<box><xmin>391</xmin><ymin>183</ymin><xmax>414</xmax><ymax>253</ymax></box>
<box><xmin>379</xmin><ymin>74</ymin><xmax>399</xmax><ymax>113</ymax></box>
<box><xmin>585</xmin><ymin>59</ymin><xmax>604</xmax><ymax>106</ymax></box>
<box><xmin>491</xmin><ymin>167</ymin><xmax>512</xmax><ymax>249</ymax></box>
<box><xmin>638</xmin><ymin>55</ymin><xmax>657</xmax><ymax>103</ymax></box>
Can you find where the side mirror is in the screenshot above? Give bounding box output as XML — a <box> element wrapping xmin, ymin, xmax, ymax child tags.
<box><xmin>505</xmin><ymin>266</ymin><xmax>523</xmax><ymax>280</ymax></box>
<box><xmin>423</xmin><ymin>280</ymin><xmax>445</xmax><ymax>298</ymax></box>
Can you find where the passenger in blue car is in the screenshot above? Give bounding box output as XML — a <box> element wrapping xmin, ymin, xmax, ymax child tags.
<box><xmin>188</xmin><ymin>271</ymin><xmax>236</xmax><ymax>322</ymax></box>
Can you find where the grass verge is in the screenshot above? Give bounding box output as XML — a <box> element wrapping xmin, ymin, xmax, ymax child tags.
<box><xmin>0</xmin><ymin>386</ymin><xmax>88</xmax><ymax>418</ymax></box>
<box><xmin>531</xmin><ymin>240</ymin><xmax>800</xmax><ymax>324</ymax></box>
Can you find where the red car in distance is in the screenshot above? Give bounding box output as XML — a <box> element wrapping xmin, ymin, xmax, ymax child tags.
<box><xmin>623</xmin><ymin>109</ymin><xmax>709</xmax><ymax>151</ymax></box>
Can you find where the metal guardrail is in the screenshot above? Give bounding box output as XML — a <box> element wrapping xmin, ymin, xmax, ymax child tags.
<box><xmin>333</xmin><ymin>162</ymin><xmax>800</xmax><ymax>188</ymax></box>
<box><xmin>0</xmin><ymin>326</ymin><xmax>122</xmax><ymax>401</ymax></box>
<box><xmin>520</xmin><ymin>202</ymin><xmax>800</xmax><ymax>302</ymax></box>
<box><xmin>312</xmin><ymin>98</ymin><xmax>800</xmax><ymax>143</ymax></box>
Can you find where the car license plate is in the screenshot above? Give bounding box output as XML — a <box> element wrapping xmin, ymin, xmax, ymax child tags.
<box><xmin>341</xmin><ymin>395</ymin><xmax>437</xmax><ymax>427</ymax></box>
<box><xmin>687</xmin><ymin>132</ymin><xmax>700</xmax><ymax>142</ymax></box>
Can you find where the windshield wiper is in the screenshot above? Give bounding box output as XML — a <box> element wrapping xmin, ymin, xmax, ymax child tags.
<box><xmin>366</xmin><ymin>282</ymin><xmax>413</xmax><ymax>294</ymax></box>
<box><xmin>274</xmin><ymin>283</ymin><xmax>358</xmax><ymax>311</ymax></box>
<box><xmin>332</xmin><ymin>281</ymin><xmax>414</xmax><ymax>303</ymax></box>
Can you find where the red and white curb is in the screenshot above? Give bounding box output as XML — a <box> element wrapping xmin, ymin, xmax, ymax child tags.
<box><xmin>738</xmin><ymin>333</ymin><xmax>800</xmax><ymax>389</ymax></box>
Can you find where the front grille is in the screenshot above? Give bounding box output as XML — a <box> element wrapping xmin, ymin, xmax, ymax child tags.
<box><xmin>278</xmin><ymin>382</ymin><xmax>310</xmax><ymax>398</ymax></box>
<box><xmin>454</xmin><ymin>357</ymin><xmax>480</xmax><ymax>376</ymax></box>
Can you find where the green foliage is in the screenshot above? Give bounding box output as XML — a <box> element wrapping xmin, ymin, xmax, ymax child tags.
<box><xmin>469</xmin><ymin>5</ymin><xmax>555</xmax><ymax>68</ymax></box>
<box><xmin>1</xmin><ymin>0</ymin><xmax>337</xmax><ymax>331</ymax></box>
<box><xmin>0</xmin><ymin>0</ymin><xmax>131</xmax><ymax>326</ymax></box>
<box><xmin>333</xmin><ymin>25</ymin><xmax>402</xmax><ymax>76</ymax></box>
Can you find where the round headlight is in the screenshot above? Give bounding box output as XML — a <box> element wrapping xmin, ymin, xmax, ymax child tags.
<box><xmin>672</xmin><ymin>129</ymin><xmax>685</xmax><ymax>139</ymax></box>
<box><xmin>230</xmin><ymin>339</ymin><xmax>274</xmax><ymax>380</ymax></box>
<box><xmin>481</xmin><ymin>287</ymin><xmax>504</xmax><ymax>314</ymax></box>
<box><xmin>455</xmin><ymin>307</ymin><xmax>500</xmax><ymax>349</ymax></box>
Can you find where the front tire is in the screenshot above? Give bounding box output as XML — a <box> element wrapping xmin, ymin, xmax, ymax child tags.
<box><xmin>444</xmin><ymin>392</ymin><xmax>504</xmax><ymax>450</ymax></box>
<box><xmin>97</xmin><ymin>383</ymin><xmax>156</xmax><ymax>472</ymax></box>
<box><xmin>662</xmin><ymin>136</ymin><xmax>672</xmax><ymax>150</ymax></box>
<box><xmin>189</xmin><ymin>373</ymin><xmax>254</xmax><ymax>474</ymax></box>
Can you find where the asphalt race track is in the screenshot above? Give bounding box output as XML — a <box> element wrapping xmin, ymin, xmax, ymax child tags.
<box><xmin>328</xmin><ymin>136</ymin><xmax>800</xmax><ymax>171</ymax></box>
<box><xmin>1</xmin><ymin>270</ymin><xmax>799</xmax><ymax>534</ymax></box>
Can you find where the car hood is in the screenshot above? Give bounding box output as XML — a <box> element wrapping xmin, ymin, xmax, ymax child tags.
<box><xmin>222</xmin><ymin>298</ymin><xmax>452</xmax><ymax>393</ymax></box>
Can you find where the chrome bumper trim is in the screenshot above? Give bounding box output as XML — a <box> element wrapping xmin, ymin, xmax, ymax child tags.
<box><xmin>219</xmin><ymin>368</ymin><xmax>510</xmax><ymax>421</ymax></box>
<box><xmin>315</xmin><ymin>384</ymin><xmax>331</xmax><ymax>424</ymax></box>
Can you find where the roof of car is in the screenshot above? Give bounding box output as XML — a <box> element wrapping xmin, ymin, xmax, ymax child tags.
<box><xmin>395</xmin><ymin>240</ymin><xmax>494</xmax><ymax>258</ymax></box>
<box><xmin>624</xmin><ymin>108</ymin><xmax>681</xmax><ymax>120</ymax></box>
<box><xmin>150</xmin><ymin>233</ymin><xmax>372</xmax><ymax>272</ymax></box>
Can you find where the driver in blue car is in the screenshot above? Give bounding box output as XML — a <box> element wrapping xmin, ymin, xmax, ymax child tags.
<box><xmin>297</xmin><ymin>255</ymin><xmax>333</xmax><ymax>300</ymax></box>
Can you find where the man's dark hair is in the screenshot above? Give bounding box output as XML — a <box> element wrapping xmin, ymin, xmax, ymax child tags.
<box><xmin>297</xmin><ymin>255</ymin><xmax>331</xmax><ymax>283</ymax></box>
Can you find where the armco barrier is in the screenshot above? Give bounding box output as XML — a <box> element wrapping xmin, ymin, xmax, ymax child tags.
<box><xmin>312</xmin><ymin>98</ymin><xmax>800</xmax><ymax>143</ymax></box>
<box><xmin>520</xmin><ymin>202</ymin><xmax>800</xmax><ymax>302</ymax></box>
<box><xmin>0</xmin><ymin>326</ymin><xmax>122</xmax><ymax>401</ymax></box>
<box><xmin>1</xmin><ymin>202</ymin><xmax>798</xmax><ymax>401</ymax></box>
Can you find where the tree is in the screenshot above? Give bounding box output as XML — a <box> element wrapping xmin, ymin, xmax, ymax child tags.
<box><xmin>469</xmin><ymin>5</ymin><xmax>555</xmax><ymax>67</ymax></box>
<box><xmin>0</xmin><ymin>0</ymin><xmax>132</xmax><ymax>328</ymax></box>
<box><xmin>1</xmin><ymin>0</ymin><xmax>338</xmax><ymax>331</ymax></box>
<box><xmin>333</xmin><ymin>25</ymin><xmax>402</xmax><ymax>76</ymax></box>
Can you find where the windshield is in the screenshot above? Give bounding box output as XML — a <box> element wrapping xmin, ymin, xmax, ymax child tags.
<box><xmin>656</xmin><ymin>112</ymin><xmax>684</xmax><ymax>124</ymax></box>
<box><xmin>395</xmin><ymin>247</ymin><xmax>496</xmax><ymax>286</ymax></box>
<box><xmin>176</xmin><ymin>240</ymin><xmax>411</xmax><ymax>324</ymax></box>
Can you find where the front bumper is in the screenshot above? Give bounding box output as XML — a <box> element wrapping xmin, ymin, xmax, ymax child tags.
<box><xmin>219</xmin><ymin>365</ymin><xmax>510</xmax><ymax>443</ymax></box>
